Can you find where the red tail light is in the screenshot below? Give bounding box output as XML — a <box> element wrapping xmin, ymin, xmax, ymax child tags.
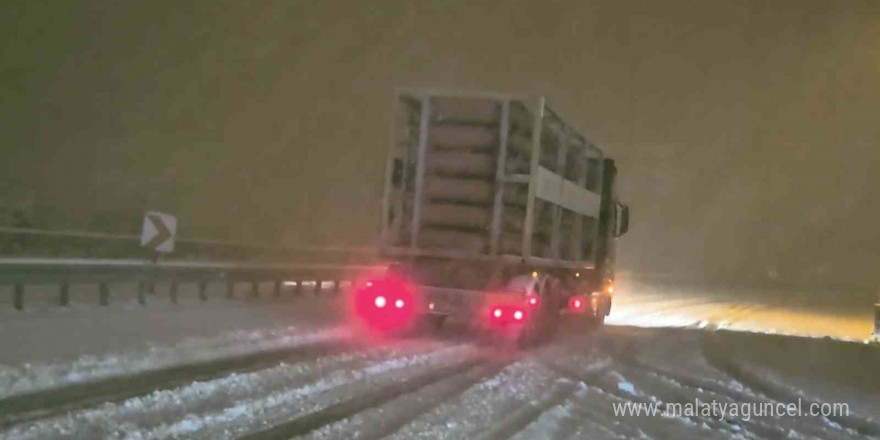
<box><xmin>374</xmin><ymin>295</ymin><xmax>387</xmax><ymax>308</ymax></box>
<box><xmin>489</xmin><ymin>306</ymin><xmax>525</xmax><ymax>325</ymax></box>
<box><xmin>352</xmin><ymin>276</ymin><xmax>416</xmax><ymax>332</ymax></box>
<box><xmin>526</xmin><ymin>295</ymin><xmax>540</xmax><ymax>308</ymax></box>
<box><xmin>569</xmin><ymin>296</ymin><xmax>585</xmax><ymax>312</ymax></box>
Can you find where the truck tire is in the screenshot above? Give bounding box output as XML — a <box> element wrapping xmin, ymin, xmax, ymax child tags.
<box><xmin>415</xmin><ymin>314</ymin><xmax>448</xmax><ymax>335</ymax></box>
<box><xmin>539</xmin><ymin>277</ymin><xmax>563</xmax><ymax>339</ymax></box>
<box><xmin>428</xmin><ymin>314</ymin><xmax>447</xmax><ymax>330</ymax></box>
<box><xmin>517</xmin><ymin>329</ymin><xmax>538</xmax><ymax>349</ymax></box>
<box><xmin>586</xmin><ymin>296</ymin><xmax>609</xmax><ymax>328</ymax></box>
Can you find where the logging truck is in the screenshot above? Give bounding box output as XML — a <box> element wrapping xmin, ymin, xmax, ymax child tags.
<box><xmin>352</xmin><ymin>89</ymin><xmax>629</xmax><ymax>344</ymax></box>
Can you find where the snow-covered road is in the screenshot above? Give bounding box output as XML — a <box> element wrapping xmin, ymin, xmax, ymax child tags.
<box><xmin>3</xmin><ymin>323</ymin><xmax>877</xmax><ymax>440</ymax></box>
<box><xmin>0</xmin><ymin>279</ymin><xmax>877</xmax><ymax>439</ymax></box>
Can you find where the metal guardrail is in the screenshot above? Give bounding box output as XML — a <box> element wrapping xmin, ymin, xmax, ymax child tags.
<box><xmin>0</xmin><ymin>226</ymin><xmax>378</xmax><ymax>253</ymax></box>
<box><xmin>0</xmin><ymin>226</ymin><xmax>379</xmax><ymax>261</ymax></box>
<box><xmin>0</xmin><ymin>258</ymin><xmax>386</xmax><ymax>310</ymax></box>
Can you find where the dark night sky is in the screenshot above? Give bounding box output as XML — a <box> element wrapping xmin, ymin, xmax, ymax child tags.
<box><xmin>2</xmin><ymin>0</ymin><xmax>879</xmax><ymax>284</ymax></box>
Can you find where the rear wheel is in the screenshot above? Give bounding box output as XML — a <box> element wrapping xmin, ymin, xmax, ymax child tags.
<box><xmin>588</xmin><ymin>304</ymin><xmax>606</xmax><ymax>327</ymax></box>
<box><xmin>516</xmin><ymin>328</ymin><xmax>538</xmax><ymax>349</ymax></box>
<box><xmin>427</xmin><ymin>314</ymin><xmax>447</xmax><ymax>330</ymax></box>
<box><xmin>411</xmin><ymin>314</ymin><xmax>448</xmax><ymax>336</ymax></box>
<box><xmin>536</xmin><ymin>277</ymin><xmax>563</xmax><ymax>340</ymax></box>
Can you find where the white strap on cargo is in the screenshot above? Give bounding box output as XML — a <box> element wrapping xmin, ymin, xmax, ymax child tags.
<box><xmin>535</xmin><ymin>166</ymin><xmax>601</xmax><ymax>218</ymax></box>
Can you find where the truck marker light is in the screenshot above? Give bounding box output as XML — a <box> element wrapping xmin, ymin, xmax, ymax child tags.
<box><xmin>493</xmin><ymin>308</ymin><xmax>503</xmax><ymax>318</ymax></box>
<box><xmin>374</xmin><ymin>295</ymin><xmax>387</xmax><ymax>308</ymax></box>
<box><xmin>428</xmin><ymin>302</ymin><xmax>435</xmax><ymax>310</ymax></box>
<box><xmin>395</xmin><ymin>299</ymin><xmax>405</xmax><ymax>309</ymax></box>
<box><xmin>607</xmin><ymin>285</ymin><xmax>614</xmax><ymax>294</ymax></box>
<box><xmin>527</xmin><ymin>295</ymin><xmax>539</xmax><ymax>308</ymax></box>
<box><xmin>575</xmin><ymin>272</ymin><xmax>580</xmax><ymax>278</ymax></box>
<box><xmin>531</xmin><ymin>271</ymin><xmax>538</xmax><ymax>278</ymax></box>
<box><xmin>569</xmin><ymin>296</ymin><xmax>585</xmax><ymax>312</ymax></box>
<box><xmin>366</xmin><ymin>281</ymin><xmax>373</xmax><ymax>288</ymax></box>
<box><xmin>513</xmin><ymin>310</ymin><xmax>524</xmax><ymax>321</ymax></box>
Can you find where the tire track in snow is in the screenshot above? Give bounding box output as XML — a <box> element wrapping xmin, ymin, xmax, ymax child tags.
<box><xmin>523</xmin><ymin>387</ymin><xmax>659</xmax><ymax>440</ymax></box>
<box><xmin>608</xmin><ymin>362</ymin><xmax>787</xmax><ymax>440</ymax></box>
<box><xmin>543</xmin><ymin>361</ymin><xmax>728</xmax><ymax>439</ymax></box>
<box><xmin>539</xmin><ymin>344</ymin><xmax>764</xmax><ymax>439</ymax></box>
<box><xmin>0</xmin><ymin>337</ymin><xmax>355</xmax><ymax>428</ymax></box>
<box><xmin>139</xmin><ymin>343</ymin><xmax>475</xmax><ymax>439</ymax></box>
<box><xmin>238</xmin><ymin>355</ymin><xmax>486</xmax><ymax>440</ymax></box>
<box><xmin>304</xmin><ymin>356</ymin><xmax>517</xmax><ymax>440</ymax></box>
<box><xmin>1</xmin><ymin>342</ymin><xmax>443</xmax><ymax>440</ymax></box>
<box><xmin>562</xmin><ymin>386</ymin><xmax>712</xmax><ymax>440</ymax></box>
<box><xmin>0</xmin><ymin>323</ymin><xmax>346</xmax><ymax>400</ymax></box>
<box><xmin>382</xmin><ymin>356</ymin><xmax>561</xmax><ymax>440</ymax></box>
<box><xmin>702</xmin><ymin>334</ymin><xmax>880</xmax><ymax>439</ymax></box>
<box><xmin>471</xmin><ymin>379</ymin><xmax>580</xmax><ymax>440</ymax></box>
<box><xmin>584</xmin><ymin>329</ymin><xmax>871</xmax><ymax>439</ymax></box>
<box><xmin>592</xmin><ymin>331</ymin><xmax>817</xmax><ymax>438</ymax></box>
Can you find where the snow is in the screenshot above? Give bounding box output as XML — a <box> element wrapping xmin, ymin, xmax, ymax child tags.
<box><xmin>508</xmin><ymin>404</ymin><xmax>571</xmax><ymax>440</ymax></box>
<box><xmin>0</xmin><ymin>291</ymin><xmax>347</xmax><ymax>398</ymax></box>
<box><xmin>606</xmin><ymin>371</ymin><xmax>639</xmax><ymax>397</ymax></box>
<box><xmin>609</xmin><ymin>278</ymin><xmax>876</xmax><ymax>341</ymax></box>
<box><xmin>0</xmin><ymin>276</ymin><xmax>878</xmax><ymax>439</ymax></box>
<box><xmin>0</xmin><ymin>325</ymin><xmax>344</xmax><ymax>399</ymax></box>
<box><xmin>6</xmin><ymin>342</ymin><xmax>471</xmax><ymax>440</ymax></box>
<box><xmin>616</xmin><ymin>380</ymin><xmax>636</xmax><ymax>396</ymax></box>
<box><xmin>382</xmin><ymin>358</ymin><xmax>559</xmax><ymax>440</ymax></box>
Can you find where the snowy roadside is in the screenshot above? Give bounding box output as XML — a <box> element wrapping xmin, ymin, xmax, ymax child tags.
<box><xmin>610</xmin><ymin>278</ymin><xmax>877</xmax><ymax>342</ymax></box>
<box><xmin>0</xmin><ymin>294</ymin><xmax>347</xmax><ymax>398</ymax></box>
<box><xmin>4</xmin><ymin>342</ymin><xmax>470</xmax><ymax>440</ymax></box>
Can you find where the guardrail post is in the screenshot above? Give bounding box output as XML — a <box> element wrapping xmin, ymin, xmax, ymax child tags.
<box><xmin>294</xmin><ymin>281</ymin><xmax>302</xmax><ymax>296</ymax></box>
<box><xmin>333</xmin><ymin>280</ymin><xmax>340</xmax><ymax>294</ymax></box>
<box><xmin>13</xmin><ymin>284</ymin><xmax>24</xmax><ymax>310</ymax></box>
<box><xmin>198</xmin><ymin>281</ymin><xmax>208</xmax><ymax>301</ymax></box>
<box><xmin>273</xmin><ymin>280</ymin><xmax>281</xmax><ymax>297</ymax></box>
<box><xmin>137</xmin><ymin>281</ymin><xmax>146</xmax><ymax>305</ymax></box>
<box><xmin>874</xmin><ymin>303</ymin><xmax>880</xmax><ymax>337</ymax></box>
<box><xmin>99</xmin><ymin>282</ymin><xmax>110</xmax><ymax>306</ymax></box>
<box><xmin>170</xmin><ymin>281</ymin><xmax>178</xmax><ymax>304</ymax></box>
<box><xmin>227</xmin><ymin>280</ymin><xmax>235</xmax><ymax>299</ymax></box>
<box><xmin>59</xmin><ymin>282</ymin><xmax>70</xmax><ymax>306</ymax></box>
<box><xmin>314</xmin><ymin>280</ymin><xmax>322</xmax><ymax>296</ymax></box>
<box><xmin>250</xmin><ymin>281</ymin><xmax>259</xmax><ymax>298</ymax></box>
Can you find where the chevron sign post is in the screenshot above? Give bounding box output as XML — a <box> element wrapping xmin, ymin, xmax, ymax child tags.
<box><xmin>141</xmin><ymin>211</ymin><xmax>177</xmax><ymax>253</ymax></box>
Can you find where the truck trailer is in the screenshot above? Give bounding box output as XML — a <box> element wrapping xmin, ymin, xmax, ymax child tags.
<box><xmin>353</xmin><ymin>89</ymin><xmax>629</xmax><ymax>343</ymax></box>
